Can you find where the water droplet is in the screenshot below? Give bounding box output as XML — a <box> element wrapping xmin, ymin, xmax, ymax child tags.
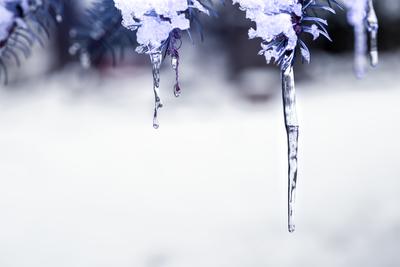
<box><xmin>153</xmin><ymin>120</ymin><xmax>159</xmax><ymax>129</ymax></box>
<box><xmin>174</xmin><ymin>84</ymin><xmax>181</xmax><ymax>98</ymax></box>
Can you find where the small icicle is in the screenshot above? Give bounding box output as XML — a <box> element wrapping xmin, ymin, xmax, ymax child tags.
<box><xmin>171</xmin><ymin>55</ymin><xmax>181</xmax><ymax>97</ymax></box>
<box><xmin>150</xmin><ymin>52</ymin><xmax>163</xmax><ymax>129</ymax></box>
<box><xmin>168</xmin><ymin>29</ymin><xmax>182</xmax><ymax>98</ymax></box>
<box><xmin>281</xmin><ymin>65</ymin><xmax>299</xmax><ymax>233</ymax></box>
<box><xmin>366</xmin><ymin>0</ymin><xmax>379</xmax><ymax>67</ymax></box>
<box><xmin>354</xmin><ymin>24</ymin><xmax>367</xmax><ymax>78</ymax></box>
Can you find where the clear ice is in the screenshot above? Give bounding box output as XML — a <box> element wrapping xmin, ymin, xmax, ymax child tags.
<box><xmin>150</xmin><ymin>52</ymin><xmax>163</xmax><ymax>129</ymax></box>
<box><xmin>367</xmin><ymin>0</ymin><xmax>378</xmax><ymax>67</ymax></box>
<box><xmin>281</xmin><ymin>65</ymin><xmax>299</xmax><ymax>233</ymax></box>
<box><xmin>171</xmin><ymin>55</ymin><xmax>181</xmax><ymax>97</ymax></box>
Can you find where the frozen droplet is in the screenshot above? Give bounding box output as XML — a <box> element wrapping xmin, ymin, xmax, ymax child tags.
<box><xmin>150</xmin><ymin>52</ymin><xmax>163</xmax><ymax>129</ymax></box>
<box><xmin>281</xmin><ymin>65</ymin><xmax>299</xmax><ymax>233</ymax></box>
<box><xmin>153</xmin><ymin>117</ymin><xmax>159</xmax><ymax>129</ymax></box>
<box><xmin>174</xmin><ymin>84</ymin><xmax>181</xmax><ymax>97</ymax></box>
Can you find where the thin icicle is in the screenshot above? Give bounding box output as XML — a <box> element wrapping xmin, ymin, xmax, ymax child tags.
<box><xmin>150</xmin><ymin>52</ymin><xmax>163</xmax><ymax>129</ymax></box>
<box><xmin>354</xmin><ymin>24</ymin><xmax>367</xmax><ymax>78</ymax></box>
<box><xmin>281</xmin><ymin>65</ymin><xmax>299</xmax><ymax>233</ymax></box>
<box><xmin>346</xmin><ymin>0</ymin><xmax>379</xmax><ymax>76</ymax></box>
<box><xmin>171</xmin><ymin>55</ymin><xmax>181</xmax><ymax>97</ymax></box>
<box><xmin>367</xmin><ymin>0</ymin><xmax>378</xmax><ymax>67</ymax></box>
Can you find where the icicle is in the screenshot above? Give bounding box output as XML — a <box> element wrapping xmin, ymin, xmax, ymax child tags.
<box><xmin>354</xmin><ymin>23</ymin><xmax>367</xmax><ymax>78</ymax></box>
<box><xmin>171</xmin><ymin>55</ymin><xmax>181</xmax><ymax>97</ymax></box>
<box><xmin>150</xmin><ymin>51</ymin><xmax>163</xmax><ymax>129</ymax></box>
<box><xmin>366</xmin><ymin>0</ymin><xmax>378</xmax><ymax>67</ymax></box>
<box><xmin>168</xmin><ymin>29</ymin><xmax>182</xmax><ymax>98</ymax></box>
<box><xmin>281</xmin><ymin>65</ymin><xmax>299</xmax><ymax>233</ymax></box>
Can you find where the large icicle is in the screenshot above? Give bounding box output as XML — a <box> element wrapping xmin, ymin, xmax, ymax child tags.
<box><xmin>366</xmin><ymin>0</ymin><xmax>378</xmax><ymax>67</ymax></box>
<box><xmin>281</xmin><ymin>65</ymin><xmax>299</xmax><ymax>233</ymax></box>
<box><xmin>354</xmin><ymin>22</ymin><xmax>367</xmax><ymax>78</ymax></box>
<box><xmin>150</xmin><ymin>52</ymin><xmax>163</xmax><ymax>129</ymax></box>
<box><xmin>233</xmin><ymin>0</ymin><xmax>338</xmax><ymax>232</ymax></box>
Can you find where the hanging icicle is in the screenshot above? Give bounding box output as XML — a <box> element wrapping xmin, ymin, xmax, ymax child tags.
<box><xmin>233</xmin><ymin>0</ymin><xmax>339</xmax><ymax>232</ymax></box>
<box><xmin>366</xmin><ymin>0</ymin><xmax>378</xmax><ymax>67</ymax></box>
<box><xmin>281</xmin><ymin>64</ymin><xmax>298</xmax><ymax>233</ymax></box>
<box><xmin>345</xmin><ymin>0</ymin><xmax>379</xmax><ymax>77</ymax></box>
<box><xmin>113</xmin><ymin>0</ymin><xmax>215</xmax><ymax>128</ymax></box>
<box><xmin>150</xmin><ymin>51</ymin><xmax>163</xmax><ymax>129</ymax></box>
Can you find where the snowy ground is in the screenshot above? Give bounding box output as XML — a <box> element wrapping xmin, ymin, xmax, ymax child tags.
<box><xmin>0</xmin><ymin>50</ymin><xmax>399</xmax><ymax>267</ymax></box>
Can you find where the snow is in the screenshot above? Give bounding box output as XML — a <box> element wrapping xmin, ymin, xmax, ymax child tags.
<box><xmin>114</xmin><ymin>0</ymin><xmax>209</xmax><ymax>52</ymax></box>
<box><xmin>233</xmin><ymin>0</ymin><xmax>301</xmax><ymax>64</ymax></box>
<box><xmin>0</xmin><ymin>49</ymin><xmax>399</xmax><ymax>266</ymax></box>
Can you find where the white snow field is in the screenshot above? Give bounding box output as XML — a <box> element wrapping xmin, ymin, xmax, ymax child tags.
<box><xmin>0</xmin><ymin>50</ymin><xmax>399</xmax><ymax>267</ymax></box>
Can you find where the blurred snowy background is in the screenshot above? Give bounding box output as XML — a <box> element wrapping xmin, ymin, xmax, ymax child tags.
<box><xmin>0</xmin><ymin>1</ymin><xmax>400</xmax><ymax>267</ymax></box>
